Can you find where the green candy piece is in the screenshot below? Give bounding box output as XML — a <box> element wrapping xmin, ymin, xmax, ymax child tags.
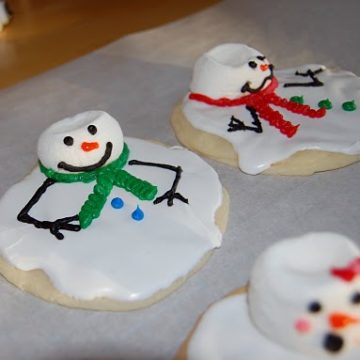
<box><xmin>342</xmin><ymin>100</ymin><xmax>357</xmax><ymax>111</ymax></box>
<box><xmin>290</xmin><ymin>95</ymin><xmax>304</xmax><ymax>104</ymax></box>
<box><xmin>318</xmin><ymin>98</ymin><xmax>332</xmax><ymax>110</ymax></box>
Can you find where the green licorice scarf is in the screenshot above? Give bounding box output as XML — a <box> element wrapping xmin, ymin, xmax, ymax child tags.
<box><xmin>39</xmin><ymin>143</ymin><xmax>157</xmax><ymax>229</ymax></box>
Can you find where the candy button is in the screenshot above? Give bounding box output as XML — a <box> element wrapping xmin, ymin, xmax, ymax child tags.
<box><xmin>131</xmin><ymin>206</ymin><xmax>144</xmax><ymax>221</ymax></box>
<box><xmin>290</xmin><ymin>95</ymin><xmax>304</xmax><ymax>104</ymax></box>
<box><xmin>111</xmin><ymin>197</ymin><xmax>124</xmax><ymax>209</ymax></box>
<box><xmin>342</xmin><ymin>100</ymin><xmax>356</xmax><ymax>111</ymax></box>
<box><xmin>318</xmin><ymin>98</ymin><xmax>332</xmax><ymax>110</ymax></box>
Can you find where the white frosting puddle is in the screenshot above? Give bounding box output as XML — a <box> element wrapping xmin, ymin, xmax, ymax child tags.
<box><xmin>0</xmin><ymin>138</ymin><xmax>223</xmax><ymax>302</ymax></box>
<box><xmin>188</xmin><ymin>233</ymin><xmax>360</xmax><ymax>359</ymax></box>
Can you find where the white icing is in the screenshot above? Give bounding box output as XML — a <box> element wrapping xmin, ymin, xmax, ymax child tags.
<box><xmin>38</xmin><ymin>111</ymin><xmax>124</xmax><ymax>173</ymax></box>
<box><xmin>183</xmin><ymin>43</ymin><xmax>360</xmax><ymax>174</ymax></box>
<box><xmin>188</xmin><ymin>233</ymin><xmax>360</xmax><ymax>359</ymax></box>
<box><xmin>0</xmin><ymin>137</ymin><xmax>223</xmax><ymax>302</ymax></box>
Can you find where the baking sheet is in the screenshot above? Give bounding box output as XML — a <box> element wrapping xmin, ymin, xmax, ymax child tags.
<box><xmin>0</xmin><ymin>0</ymin><xmax>359</xmax><ymax>359</ymax></box>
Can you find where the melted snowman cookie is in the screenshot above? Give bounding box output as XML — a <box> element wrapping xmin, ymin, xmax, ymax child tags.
<box><xmin>171</xmin><ymin>43</ymin><xmax>360</xmax><ymax>175</ymax></box>
<box><xmin>177</xmin><ymin>233</ymin><xmax>360</xmax><ymax>360</ymax></box>
<box><xmin>0</xmin><ymin>111</ymin><xmax>228</xmax><ymax>311</ymax></box>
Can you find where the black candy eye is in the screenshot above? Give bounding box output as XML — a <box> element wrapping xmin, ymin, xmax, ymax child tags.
<box><xmin>351</xmin><ymin>291</ymin><xmax>360</xmax><ymax>304</ymax></box>
<box><xmin>248</xmin><ymin>61</ymin><xmax>257</xmax><ymax>69</ymax></box>
<box><xmin>257</xmin><ymin>55</ymin><xmax>266</xmax><ymax>61</ymax></box>
<box><xmin>308</xmin><ymin>301</ymin><xmax>322</xmax><ymax>313</ymax></box>
<box><xmin>63</xmin><ymin>136</ymin><xmax>74</xmax><ymax>146</ymax></box>
<box><xmin>87</xmin><ymin>125</ymin><xmax>97</xmax><ymax>135</ymax></box>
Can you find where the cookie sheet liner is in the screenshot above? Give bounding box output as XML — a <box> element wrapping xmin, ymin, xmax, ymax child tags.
<box><xmin>0</xmin><ymin>0</ymin><xmax>359</xmax><ymax>358</ymax></box>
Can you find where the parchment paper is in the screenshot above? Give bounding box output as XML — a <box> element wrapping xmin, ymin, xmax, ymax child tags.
<box><xmin>0</xmin><ymin>1</ymin><xmax>359</xmax><ymax>359</ymax></box>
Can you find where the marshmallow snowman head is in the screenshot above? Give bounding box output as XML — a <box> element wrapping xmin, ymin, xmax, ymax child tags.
<box><xmin>248</xmin><ymin>233</ymin><xmax>360</xmax><ymax>357</ymax></box>
<box><xmin>190</xmin><ymin>43</ymin><xmax>273</xmax><ymax>99</ymax></box>
<box><xmin>38</xmin><ymin>111</ymin><xmax>124</xmax><ymax>173</ymax></box>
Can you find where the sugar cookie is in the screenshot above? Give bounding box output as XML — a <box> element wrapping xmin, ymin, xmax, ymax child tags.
<box><xmin>177</xmin><ymin>233</ymin><xmax>360</xmax><ymax>359</ymax></box>
<box><xmin>0</xmin><ymin>111</ymin><xmax>228</xmax><ymax>311</ymax></box>
<box><xmin>171</xmin><ymin>44</ymin><xmax>360</xmax><ymax>175</ymax></box>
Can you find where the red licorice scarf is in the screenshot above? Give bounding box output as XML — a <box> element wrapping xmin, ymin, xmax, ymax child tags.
<box><xmin>189</xmin><ymin>77</ymin><xmax>326</xmax><ymax>138</ymax></box>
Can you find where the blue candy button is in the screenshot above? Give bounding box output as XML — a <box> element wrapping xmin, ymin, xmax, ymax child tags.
<box><xmin>111</xmin><ymin>197</ymin><xmax>124</xmax><ymax>209</ymax></box>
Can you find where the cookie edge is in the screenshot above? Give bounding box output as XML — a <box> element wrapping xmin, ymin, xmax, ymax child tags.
<box><xmin>0</xmin><ymin>188</ymin><xmax>229</xmax><ymax>311</ymax></box>
<box><xmin>171</xmin><ymin>102</ymin><xmax>360</xmax><ymax>176</ymax></box>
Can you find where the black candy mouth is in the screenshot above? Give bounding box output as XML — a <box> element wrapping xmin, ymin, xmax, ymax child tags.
<box><xmin>323</xmin><ymin>333</ymin><xmax>344</xmax><ymax>353</ymax></box>
<box><xmin>241</xmin><ymin>64</ymin><xmax>274</xmax><ymax>94</ymax></box>
<box><xmin>57</xmin><ymin>142</ymin><xmax>113</xmax><ymax>172</ymax></box>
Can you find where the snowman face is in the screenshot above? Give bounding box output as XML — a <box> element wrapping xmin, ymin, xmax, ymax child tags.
<box><xmin>248</xmin><ymin>233</ymin><xmax>360</xmax><ymax>357</ymax></box>
<box><xmin>38</xmin><ymin>111</ymin><xmax>124</xmax><ymax>173</ymax></box>
<box><xmin>292</xmin><ymin>277</ymin><xmax>360</xmax><ymax>355</ymax></box>
<box><xmin>190</xmin><ymin>44</ymin><xmax>274</xmax><ymax>99</ymax></box>
<box><xmin>239</xmin><ymin>55</ymin><xmax>273</xmax><ymax>94</ymax></box>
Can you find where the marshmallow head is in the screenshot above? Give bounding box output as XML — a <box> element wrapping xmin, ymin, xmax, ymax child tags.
<box><xmin>248</xmin><ymin>233</ymin><xmax>360</xmax><ymax>357</ymax></box>
<box><xmin>38</xmin><ymin>111</ymin><xmax>124</xmax><ymax>173</ymax></box>
<box><xmin>190</xmin><ymin>43</ymin><xmax>273</xmax><ymax>99</ymax></box>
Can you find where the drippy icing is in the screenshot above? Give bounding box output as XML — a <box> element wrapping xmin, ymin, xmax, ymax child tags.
<box><xmin>0</xmin><ymin>138</ymin><xmax>223</xmax><ymax>302</ymax></box>
<box><xmin>183</xmin><ymin>43</ymin><xmax>360</xmax><ymax>174</ymax></box>
<box><xmin>187</xmin><ymin>233</ymin><xmax>360</xmax><ymax>359</ymax></box>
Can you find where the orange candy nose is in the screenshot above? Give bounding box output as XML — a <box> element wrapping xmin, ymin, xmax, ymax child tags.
<box><xmin>81</xmin><ymin>141</ymin><xmax>99</xmax><ymax>152</ymax></box>
<box><xmin>260</xmin><ymin>64</ymin><xmax>269</xmax><ymax>72</ymax></box>
<box><xmin>329</xmin><ymin>313</ymin><xmax>359</xmax><ymax>329</ymax></box>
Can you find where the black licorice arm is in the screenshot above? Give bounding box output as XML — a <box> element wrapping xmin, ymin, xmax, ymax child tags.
<box><xmin>284</xmin><ymin>68</ymin><xmax>324</xmax><ymax>88</ymax></box>
<box><xmin>228</xmin><ymin>106</ymin><xmax>263</xmax><ymax>133</ymax></box>
<box><xmin>128</xmin><ymin>160</ymin><xmax>189</xmax><ymax>206</ymax></box>
<box><xmin>17</xmin><ymin>178</ymin><xmax>80</xmax><ymax>240</ymax></box>
<box><xmin>17</xmin><ymin>178</ymin><xmax>56</xmax><ymax>226</ymax></box>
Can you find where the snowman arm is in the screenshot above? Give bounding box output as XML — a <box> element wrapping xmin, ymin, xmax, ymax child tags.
<box><xmin>128</xmin><ymin>160</ymin><xmax>188</xmax><ymax>206</ymax></box>
<box><xmin>17</xmin><ymin>178</ymin><xmax>80</xmax><ymax>240</ymax></box>
<box><xmin>228</xmin><ymin>106</ymin><xmax>263</xmax><ymax>133</ymax></box>
<box><xmin>17</xmin><ymin>178</ymin><xmax>56</xmax><ymax>225</ymax></box>
<box><xmin>283</xmin><ymin>67</ymin><xmax>324</xmax><ymax>88</ymax></box>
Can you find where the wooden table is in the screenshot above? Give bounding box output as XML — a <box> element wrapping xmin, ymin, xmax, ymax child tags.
<box><xmin>0</xmin><ymin>0</ymin><xmax>219</xmax><ymax>89</ymax></box>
